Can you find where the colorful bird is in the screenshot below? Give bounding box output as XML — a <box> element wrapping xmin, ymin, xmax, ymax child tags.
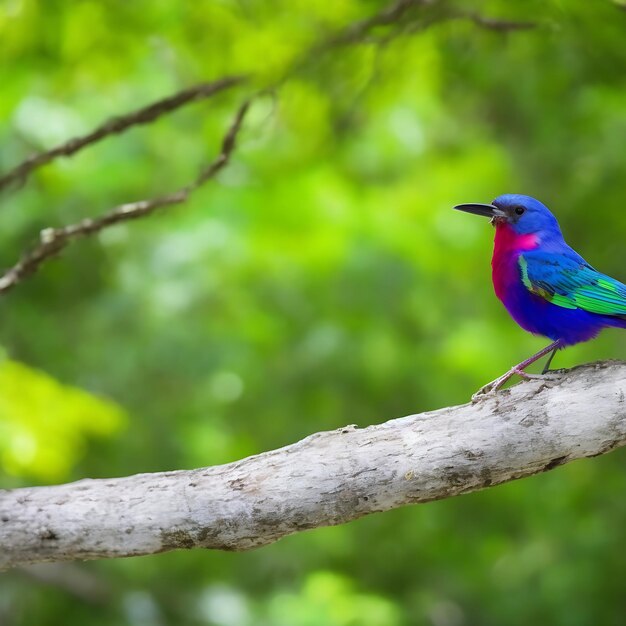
<box><xmin>454</xmin><ymin>194</ymin><xmax>626</xmax><ymax>396</ymax></box>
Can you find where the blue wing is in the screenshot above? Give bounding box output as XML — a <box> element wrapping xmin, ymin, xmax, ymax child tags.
<box><xmin>519</xmin><ymin>251</ymin><xmax>626</xmax><ymax>316</ymax></box>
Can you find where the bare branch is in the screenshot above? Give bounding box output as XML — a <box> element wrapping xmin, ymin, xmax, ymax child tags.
<box><xmin>0</xmin><ymin>0</ymin><xmax>423</xmax><ymax>197</ymax></box>
<box><xmin>0</xmin><ymin>99</ymin><xmax>251</xmax><ymax>294</ymax></box>
<box><xmin>0</xmin><ymin>0</ymin><xmax>537</xmax><ymax>296</ymax></box>
<box><xmin>1</xmin><ymin>361</ymin><xmax>625</xmax><ymax>570</ymax></box>
<box><xmin>0</xmin><ymin>76</ymin><xmax>245</xmax><ymax>194</ymax></box>
<box><xmin>318</xmin><ymin>0</ymin><xmax>536</xmax><ymax>49</ymax></box>
<box><xmin>322</xmin><ymin>0</ymin><xmax>434</xmax><ymax>47</ymax></box>
<box><xmin>0</xmin><ymin>2</ymin><xmax>535</xmax><ymax>197</ymax></box>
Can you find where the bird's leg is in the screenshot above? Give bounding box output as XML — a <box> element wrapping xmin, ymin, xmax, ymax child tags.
<box><xmin>541</xmin><ymin>346</ymin><xmax>559</xmax><ymax>374</ymax></box>
<box><xmin>473</xmin><ymin>339</ymin><xmax>563</xmax><ymax>400</ymax></box>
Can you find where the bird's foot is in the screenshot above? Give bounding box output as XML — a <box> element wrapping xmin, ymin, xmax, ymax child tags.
<box><xmin>471</xmin><ymin>367</ymin><xmax>560</xmax><ymax>402</ymax></box>
<box><xmin>516</xmin><ymin>372</ymin><xmax>549</xmax><ymax>381</ymax></box>
<box><xmin>471</xmin><ymin>368</ymin><xmax>520</xmax><ymax>401</ymax></box>
<box><xmin>517</xmin><ymin>369</ymin><xmax>562</xmax><ymax>384</ymax></box>
<box><xmin>541</xmin><ymin>368</ymin><xmax>566</xmax><ymax>376</ymax></box>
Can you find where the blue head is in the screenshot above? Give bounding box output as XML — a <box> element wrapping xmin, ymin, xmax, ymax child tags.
<box><xmin>455</xmin><ymin>194</ymin><xmax>563</xmax><ymax>239</ymax></box>
<box><xmin>491</xmin><ymin>194</ymin><xmax>561</xmax><ymax>236</ymax></box>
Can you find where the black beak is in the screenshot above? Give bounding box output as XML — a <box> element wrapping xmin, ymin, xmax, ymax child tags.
<box><xmin>453</xmin><ymin>203</ymin><xmax>505</xmax><ymax>218</ymax></box>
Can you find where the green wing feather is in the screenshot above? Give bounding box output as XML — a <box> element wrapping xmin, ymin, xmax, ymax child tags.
<box><xmin>519</xmin><ymin>252</ymin><xmax>626</xmax><ymax>316</ymax></box>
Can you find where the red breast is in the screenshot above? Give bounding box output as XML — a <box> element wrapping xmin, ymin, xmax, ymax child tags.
<box><xmin>491</xmin><ymin>223</ymin><xmax>538</xmax><ymax>302</ymax></box>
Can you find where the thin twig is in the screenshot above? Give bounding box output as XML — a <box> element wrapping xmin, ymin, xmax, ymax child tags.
<box><xmin>0</xmin><ymin>76</ymin><xmax>245</xmax><ymax>194</ymax></box>
<box><xmin>318</xmin><ymin>0</ymin><xmax>535</xmax><ymax>48</ymax></box>
<box><xmin>323</xmin><ymin>0</ymin><xmax>433</xmax><ymax>47</ymax></box>
<box><xmin>0</xmin><ymin>2</ymin><xmax>534</xmax><ymax>197</ymax></box>
<box><xmin>0</xmin><ymin>0</ymin><xmax>537</xmax><ymax>296</ymax></box>
<box><xmin>0</xmin><ymin>2</ymin><xmax>532</xmax><ymax>198</ymax></box>
<box><xmin>0</xmin><ymin>99</ymin><xmax>251</xmax><ymax>294</ymax></box>
<box><xmin>0</xmin><ymin>0</ymin><xmax>403</xmax><ymax>198</ymax></box>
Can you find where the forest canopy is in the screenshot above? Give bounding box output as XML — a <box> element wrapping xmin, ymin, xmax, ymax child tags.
<box><xmin>1</xmin><ymin>1</ymin><xmax>625</xmax><ymax>625</ymax></box>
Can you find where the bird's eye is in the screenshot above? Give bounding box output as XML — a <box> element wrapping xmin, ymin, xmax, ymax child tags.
<box><xmin>514</xmin><ymin>206</ymin><xmax>525</xmax><ymax>216</ymax></box>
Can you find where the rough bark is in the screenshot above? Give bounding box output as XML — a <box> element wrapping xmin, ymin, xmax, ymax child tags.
<box><xmin>1</xmin><ymin>361</ymin><xmax>625</xmax><ymax>570</ymax></box>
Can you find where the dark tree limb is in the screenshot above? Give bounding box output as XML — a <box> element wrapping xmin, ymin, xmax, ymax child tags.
<box><xmin>0</xmin><ymin>99</ymin><xmax>251</xmax><ymax>294</ymax></box>
<box><xmin>0</xmin><ymin>76</ymin><xmax>245</xmax><ymax>194</ymax></box>
<box><xmin>323</xmin><ymin>0</ymin><xmax>434</xmax><ymax>47</ymax></box>
<box><xmin>322</xmin><ymin>0</ymin><xmax>537</xmax><ymax>48</ymax></box>
<box><xmin>0</xmin><ymin>0</ymin><xmax>537</xmax><ymax>295</ymax></box>
<box><xmin>0</xmin><ymin>1</ymin><xmax>534</xmax><ymax>197</ymax></box>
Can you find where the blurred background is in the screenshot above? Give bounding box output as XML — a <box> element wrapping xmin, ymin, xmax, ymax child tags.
<box><xmin>1</xmin><ymin>1</ymin><xmax>626</xmax><ymax>624</ymax></box>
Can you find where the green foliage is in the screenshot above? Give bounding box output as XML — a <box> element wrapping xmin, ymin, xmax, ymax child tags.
<box><xmin>0</xmin><ymin>356</ymin><xmax>125</xmax><ymax>481</ymax></box>
<box><xmin>1</xmin><ymin>0</ymin><xmax>626</xmax><ymax>625</ymax></box>
<box><xmin>263</xmin><ymin>572</ymin><xmax>400</xmax><ymax>626</ymax></box>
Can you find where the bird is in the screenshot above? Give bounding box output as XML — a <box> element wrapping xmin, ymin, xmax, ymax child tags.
<box><xmin>454</xmin><ymin>194</ymin><xmax>626</xmax><ymax>396</ymax></box>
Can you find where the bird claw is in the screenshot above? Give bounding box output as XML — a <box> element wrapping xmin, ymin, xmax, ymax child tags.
<box><xmin>471</xmin><ymin>368</ymin><xmax>561</xmax><ymax>402</ymax></box>
<box><xmin>471</xmin><ymin>379</ymin><xmax>507</xmax><ymax>402</ymax></box>
<box><xmin>517</xmin><ymin>372</ymin><xmax>559</xmax><ymax>382</ymax></box>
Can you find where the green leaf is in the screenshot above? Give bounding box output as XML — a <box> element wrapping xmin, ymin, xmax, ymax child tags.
<box><xmin>0</xmin><ymin>357</ymin><xmax>125</xmax><ymax>480</ymax></box>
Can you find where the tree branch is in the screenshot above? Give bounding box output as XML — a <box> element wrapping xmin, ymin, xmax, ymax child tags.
<box><xmin>1</xmin><ymin>0</ymin><xmax>428</xmax><ymax>195</ymax></box>
<box><xmin>320</xmin><ymin>0</ymin><xmax>536</xmax><ymax>48</ymax></box>
<box><xmin>0</xmin><ymin>1</ymin><xmax>535</xmax><ymax>296</ymax></box>
<box><xmin>1</xmin><ymin>0</ymin><xmax>426</xmax><ymax>195</ymax></box>
<box><xmin>0</xmin><ymin>76</ymin><xmax>245</xmax><ymax>194</ymax></box>
<box><xmin>0</xmin><ymin>1</ymin><xmax>534</xmax><ymax>200</ymax></box>
<box><xmin>1</xmin><ymin>361</ymin><xmax>624</xmax><ymax>571</ymax></box>
<box><xmin>322</xmin><ymin>0</ymin><xmax>434</xmax><ymax>47</ymax></box>
<box><xmin>0</xmin><ymin>99</ymin><xmax>251</xmax><ymax>294</ymax></box>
